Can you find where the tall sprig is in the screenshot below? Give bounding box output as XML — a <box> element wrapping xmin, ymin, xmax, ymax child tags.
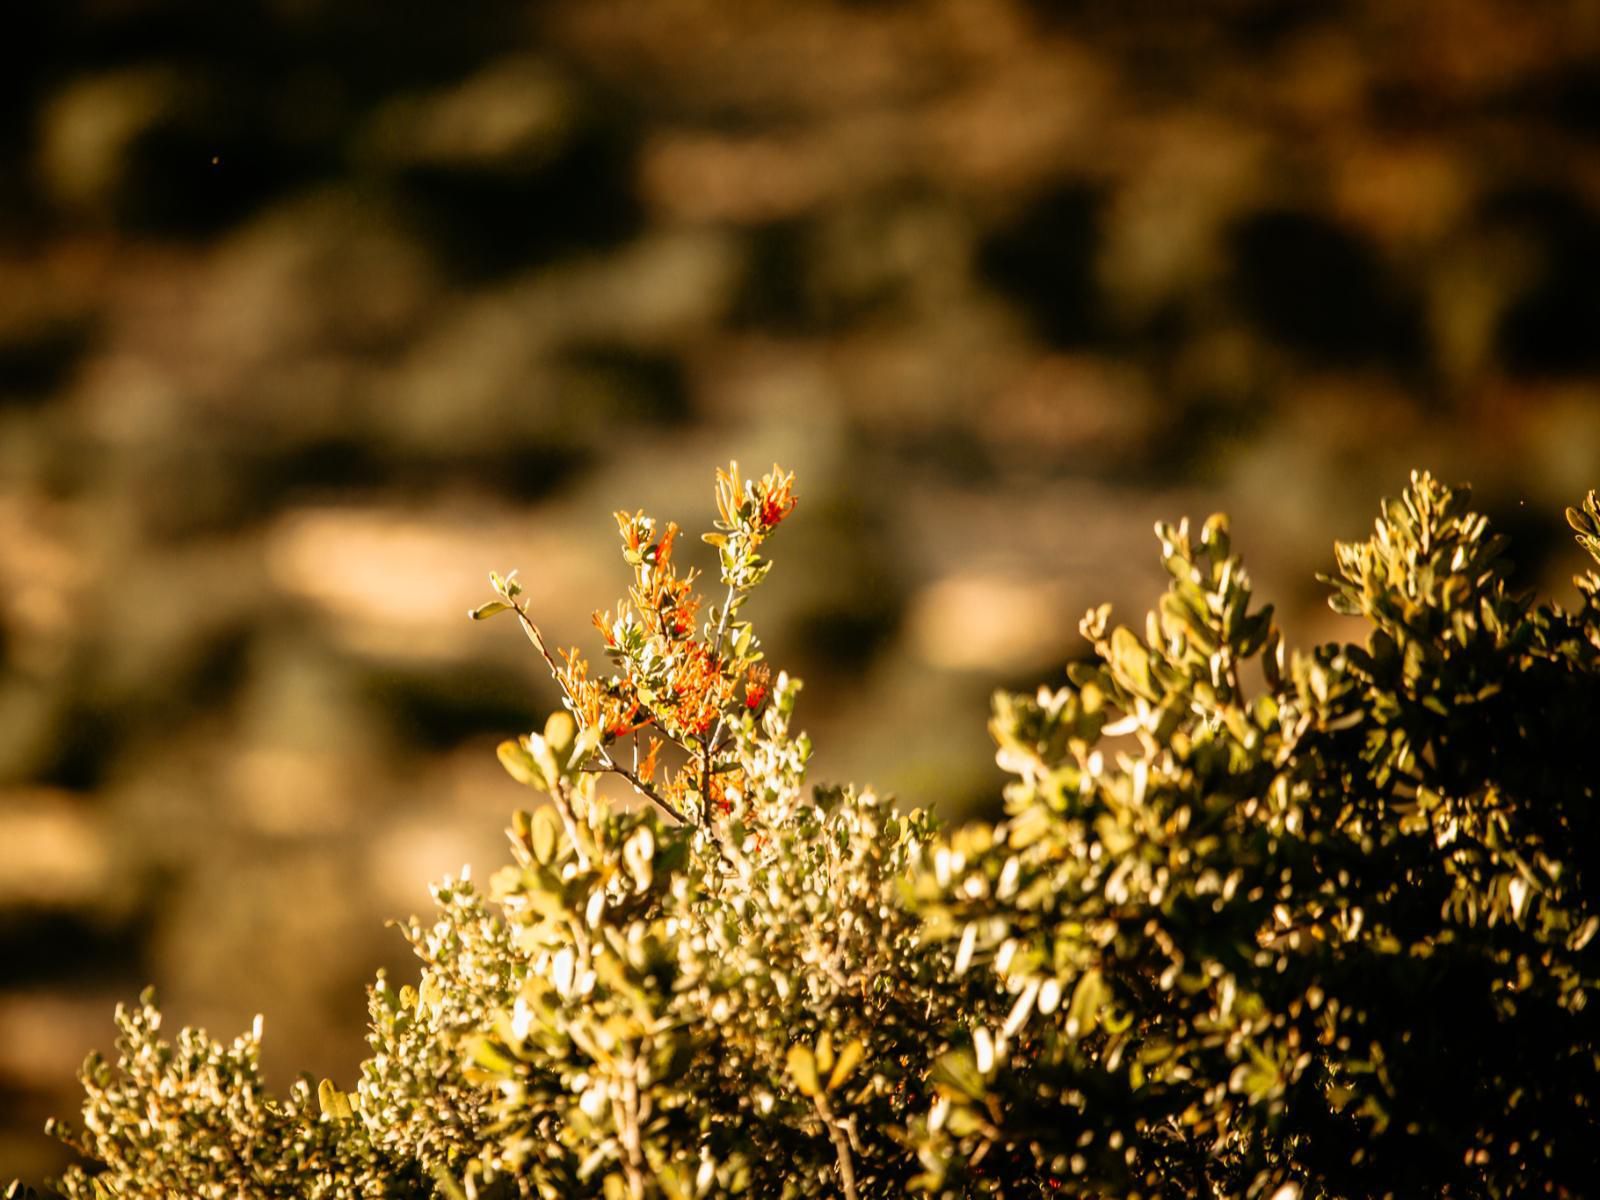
<box><xmin>472</xmin><ymin>463</ymin><xmax>797</xmax><ymax>835</ymax></box>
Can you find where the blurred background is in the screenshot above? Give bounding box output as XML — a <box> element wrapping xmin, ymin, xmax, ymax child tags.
<box><xmin>6</xmin><ymin>0</ymin><xmax>1600</xmax><ymax>1182</ymax></box>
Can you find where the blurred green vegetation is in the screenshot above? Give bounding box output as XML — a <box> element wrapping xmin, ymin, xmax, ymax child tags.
<box><xmin>4</xmin><ymin>0</ymin><xmax>1600</xmax><ymax>1183</ymax></box>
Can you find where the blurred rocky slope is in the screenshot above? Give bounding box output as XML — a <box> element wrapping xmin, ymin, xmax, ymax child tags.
<box><xmin>6</xmin><ymin>0</ymin><xmax>1600</xmax><ymax>1183</ymax></box>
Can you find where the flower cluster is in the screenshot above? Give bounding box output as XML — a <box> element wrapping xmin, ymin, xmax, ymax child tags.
<box><xmin>487</xmin><ymin>463</ymin><xmax>800</xmax><ymax>834</ymax></box>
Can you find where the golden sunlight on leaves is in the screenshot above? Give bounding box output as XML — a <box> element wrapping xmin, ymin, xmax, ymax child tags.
<box><xmin>23</xmin><ymin>467</ymin><xmax>1600</xmax><ymax>1199</ymax></box>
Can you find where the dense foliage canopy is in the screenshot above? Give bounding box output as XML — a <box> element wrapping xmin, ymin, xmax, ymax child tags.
<box><xmin>15</xmin><ymin>467</ymin><xmax>1600</xmax><ymax>1199</ymax></box>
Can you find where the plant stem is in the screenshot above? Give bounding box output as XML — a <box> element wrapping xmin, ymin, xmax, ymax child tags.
<box><xmin>509</xmin><ymin>598</ymin><xmax>688</xmax><ymax>827</ymax></box>
<box><xmin>813</xmin><ymin>1091</ymin><xmax>859</xmax><ymax>1200</ymax></box>
<box><xmin>702</xmin><ymin>579</ymin><xmax>741</xmax><ymax>807</ymax></box>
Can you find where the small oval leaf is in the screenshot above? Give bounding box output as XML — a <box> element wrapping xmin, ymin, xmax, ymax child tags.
<box><xmin>786</xmin><ymin>1043</ymin><xmax>820</xmax><ymax>1097</ymax></box>
<box><xmin>827</xmin><ymin>1039</ymin><xmax>866</xmax><ymax>1092</ymax></box>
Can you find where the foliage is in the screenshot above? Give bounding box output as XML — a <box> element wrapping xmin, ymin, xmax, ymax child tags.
<box><xmin>18</xmin><ymin>467</ymin><xmax>1600</xmax><ymax>1199</ymax></box>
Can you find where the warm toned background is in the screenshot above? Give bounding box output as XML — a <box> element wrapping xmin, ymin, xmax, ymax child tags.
<box><xmin>6</xmin><ymin>0</ymin><xmax>1600</xmax><ymax>1184</ymax></box>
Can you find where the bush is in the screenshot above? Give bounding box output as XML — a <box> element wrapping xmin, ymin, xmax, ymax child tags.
<box><xmin>16</xmin><ymin>466</ymin><xmax>1600</xmax><ymax>1199</ymax></box>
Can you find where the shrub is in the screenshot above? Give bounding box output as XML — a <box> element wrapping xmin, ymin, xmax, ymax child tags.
<box><xmin>16</xmin><ymin>466</ymin><xmax>1600</xmax><ymax>1199</ymax></box>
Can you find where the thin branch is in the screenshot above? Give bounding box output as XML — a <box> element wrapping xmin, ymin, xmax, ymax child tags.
<box><xmin>700</xmin><ymin>580</ymin><xmax>741</xmax><ymax>811</ymax></box>
<box><xmin>613</xmin><ymin>1063</ymin><xmax>648</xmax><ymax>1200</ymax></box>
<box><xmin>509</xmin><ymin>598</ymin><xmax>688</xmax><ymax>827</ymax></box>
<box><xmin>710</xmin><ymin>579</ymin><xmax>739</xmax><ymax>659</ymax></box>
<box><xmin>812</xmin><ymin>1090</ymin><xmax>859</xmax><ymax>1200</ymax></box>
<box><xmin>589</xmin><ymin>761</ymin><xmax>688</xmax><ymax>826</ymax></box>
<box><xmin>509</xmin><ymin>599</ymin><xmax>579</xmax><ymax>707</ymax></box>
<box><xmin>550</xmin><ymin>777</ymin><xmax>592</xmax><ymax>871</ymax></box>
<box><xmin>656</xmin><ymin>725</ymin><xmax>701</xmax><ymax>760</ymax></box>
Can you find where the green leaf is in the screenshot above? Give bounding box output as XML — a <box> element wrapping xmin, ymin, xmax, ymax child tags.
<box><xmin>544</xmin><ymin>710</ymin><xmax>576</xmax><ymax>757</ymax></box>
<box><xmin>1110</xmin><ymin>627</ymin><xmax>1156</xmax><ymax>699</ymax></box>
<box><xmin>469</xmin><ymin>600</ymin><xmax>511</xmax><ymax>621</ymax></box>
<box><xmin>1066</xmin><ymin>968</ymin><xmax>1105</xmax><ymax>1038</ymax></box>
<box><xmin>1201</xmin><ymin>511</ymin><xmax>1231</xmax><ymax>554</ymax></box>
<box><xmin>1008</xmin><ymin>803</ymin><xmax>1054</xmax><ymax>849</ymax></box>
<box><xmin>816</xmin><ymin>1030</ymin><xmax>834</xmax><ymax>1076</ymax></box>
<box><xmin>528</xmin><ymin>732</ymin><xmax>561</xmax><ymax>787</ymax></box>
<box><xmin>431</xmin><ymin>1167</ymin><xmax>469</xmax><ymax>1200</ymax></box>
<box><xmin>786</xmin><ymin>1043</ymin><xmax>820</xmax><ymax>1097</ymax></box>
<box><xmin>530</xmin><ymin>805</ymin><xmax>561</xmax><ymax>864</ymax></box>
<box><xmin>930</xmin><ymin>1048</ymin><xmax>986</xmax><ymax>1100</ymax></box>
<box><xmin>573</xmin><ymin>723</ymin><xmax>602</xmax><ymax>764</ymax></box>
<box><xmin>828</xmin><ymin>1039</ymin><xmax>866</xmax><ymax>1092</ymax></box>
<box><xmin>317</xmin><ymin>1078</ymin><xmax>353</xmax><ymax>1122</ymax></box>
<box><xmin>498</xmin><ymin>740</ymin><xmax>547</xmax><ymax>790</ymax></box>
<box><xmin>469</xmin><ymin>1038</ymin><xmax>517</xmax><ymax>1075</ymax></box>
<box><xmin>624</xmin><ymin>825</ymin><xmax>655</xmax><ymax>891</ymax></box>
<box><xmin>488</xmin><ymin>570</ymin><xmax>522</xmax><ymax>598</ymax></box>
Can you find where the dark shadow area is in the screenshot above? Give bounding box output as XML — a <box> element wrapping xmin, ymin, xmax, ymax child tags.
<box><xmin>458</xmin><ymin>445</ymin><xmax>596</xmax><ymax>505</ymax></box>
<box><xmin>978</xmin><ymin>184</ymin><xmax>1104</xmax><ymax>348</ymax></box>
<box><xmin>555</xmin><ymin>344</ymin><xmax>693</xmax><ymax>427</ymax></box>
<box><xmin>0</xmin><ymin>318</ymin><xmax>96</xmax><ymax>403</ymax></box>
<box><xmin>1489</xmin><ymin>187</ymin><xmax>1600</xmax><ymax>376</ymax></box>
<box><xmin>398</xmin><ymin>125</ymin><xmax>643</xmax><ymax>280</ymax></box>
<box><xmin>1493</xmin><ymin>60</ymin><xmax>1600</xmax><ymax>143</ymax></box>
<box><xmin>30</xmin><ymin>707</ymin><xmax>122</xmax><ymax>795</ymax></box>
<box><xmin>358</xmin><ymin>662</ymin><xmax>552</xmax><ymax>752</ymax></box>
<box><xmin>1479</xmin><ymin>496</ymin><xmax>1570</xmax><ymax>595</ymax></box>
<box><xmin>1227</xmin><ymin>209</ymin><xmax>1423</xmax><ymax>365</ymax></box>
<box><xmin>0</xmin><ymin>908</ymin><xmax>148</xmax><ymax>987</ymax></box>
<box><xmin>1023</xmin><ymin>0</ymin><xmax>1339</xmax><ymax>48</ymax></box>
<box><xmin>731</xmin><ymin>218</ymin><xmax>827</xmax><ymax>332</ymax></box>
<box><xmin>790</xmin><ymin>604</ymin><xmax>901</xmax><ymax>674</ymax></box>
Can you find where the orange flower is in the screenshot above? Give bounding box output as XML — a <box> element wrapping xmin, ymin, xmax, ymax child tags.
<box><xmin>655</xmin><ymin>583</ymin><xmax>701</xmax><ymax>640</ymax></box>
<box><xmin>667</xmin><ymin>640</ymin><xmax>731</xmax><ymax>737</ymax></box>
<box><xmin>714</xmin><ymin>462</ymin><xmax>744</xmax><ymax>529</ymax></box>
<box><xmin>756</xmin><ymin>465</ymin><xmax>797</xmax><ymax>532</ymax></box>
<box><xmin>616</xmin><ymin>517</ymin><xmax>703</xmax><ymax>642</ymax></box>
<box><xmin>706</xmin><ymin>767</ymin><xmax>744</xmax><ymax>817</ymax></box>
<box><xmin>652</xmin><ymin>521</ymin><xmax>678</xmax><ymax>567</ymax></box>
<box><xmin>743</xmin><ymin>663</ymin><xmax>771</xmax><ymax>711</ymax></box>
<box><xmin>557</xmin><ymin>651</ymin><xmax>605</xmax><ymax>731</ymax></box>
<box><xmin>559</xmin><ymin>650</ymin><xmax>650</xmax><ymax>741</ymax></box>
<box><xmin>715</xmin><ymin>461</ymin><xmax>796</xmax><ymax>534</ymax></box>
<box><xmin>614</xmin><ymin>510</ymin><xmax>651</xmax><ymax>555</ymax></box>
<box><xmin>637</xmin><ymin>737</ymin><xmax>662</xmax><ymax>784</ymax></box>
